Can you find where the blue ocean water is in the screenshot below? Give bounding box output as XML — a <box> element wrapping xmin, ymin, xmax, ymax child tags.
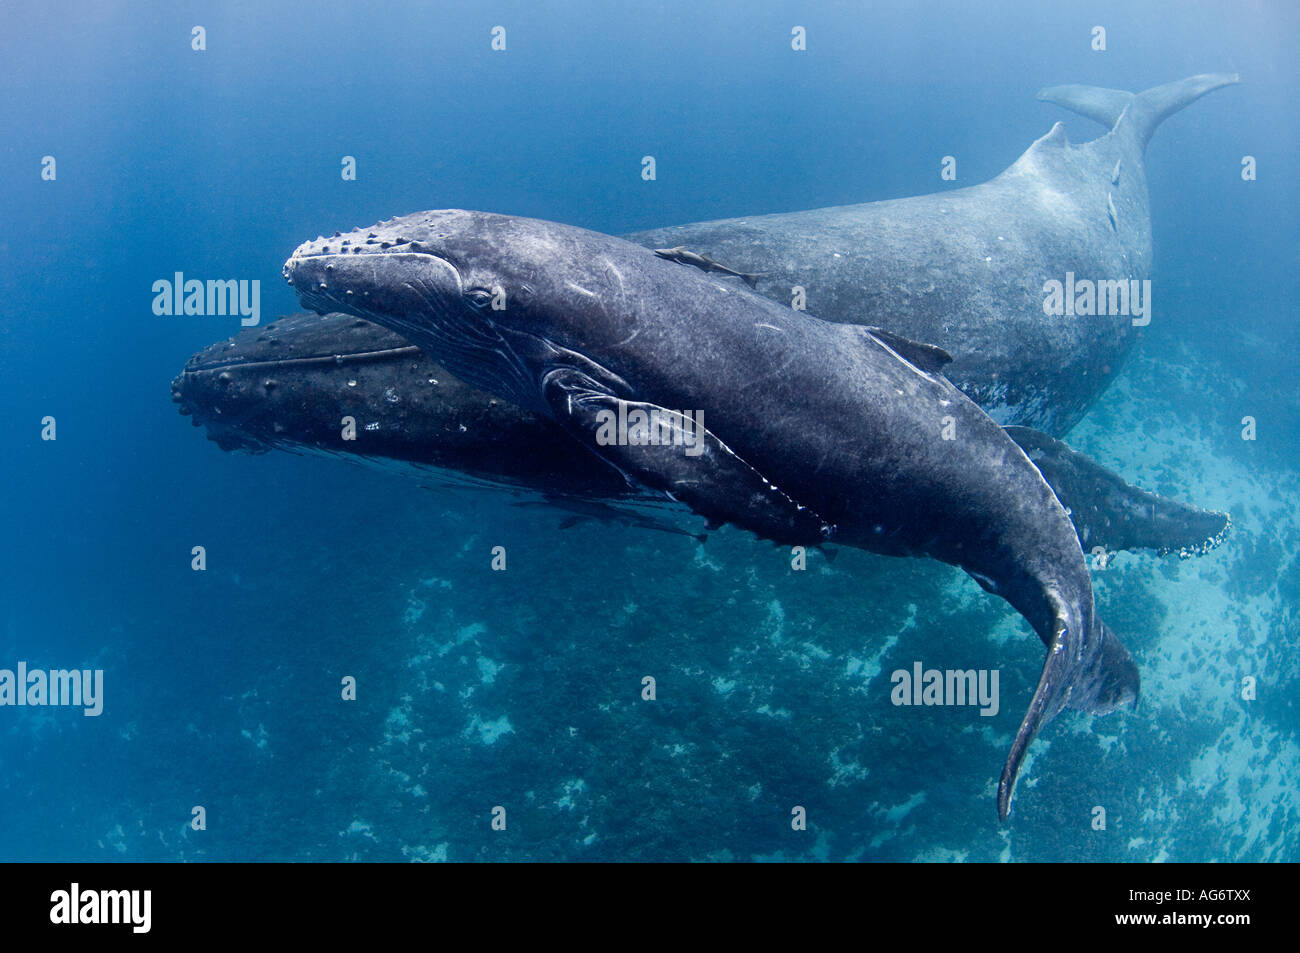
<box><xmin>1</xmin><ymin>0</ymin><xmax>1296</xmax><ymax>861</ymax></box>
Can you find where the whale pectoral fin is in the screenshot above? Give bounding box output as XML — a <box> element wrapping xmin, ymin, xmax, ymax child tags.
<box><xmin>998</xmin><ymin>613</ymin><xmax>1139</xmax><ymax>820</ymax></box>
<box><xmin>998</xmin><ymin>633</ymin><xmax>1067</xmax><ymax>822</ymax></box>
<box><xmin>1003</xmin><ymin>426</ymin><xmax>1231</xmax><ymax>557</ymax></box>
<box><xmin>542</xmin><ymin>370</ymin><xmax>833</xmax><ymax>546</ymax></box>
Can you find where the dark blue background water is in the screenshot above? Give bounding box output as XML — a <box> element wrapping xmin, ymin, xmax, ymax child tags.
<box><xmin>1</xmin><ymin>0</ymin><xmax>1296</xmax><ymax>860</ymax></box>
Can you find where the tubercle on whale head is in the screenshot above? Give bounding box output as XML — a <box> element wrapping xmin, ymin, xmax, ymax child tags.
<box><xmin>285</xmin><ymin>246</ymin><xmax>464</xmax><ymax>320</ymax></box>
<box><xmin>284</xmin><ymin>210</ymin><xmax>563</xmax><ymax>330</ymax></box>
<box><xmin>283</xmin><ymin>211</ymin><xmax>586</xmax><ymax>415</ymax></box>
<box><xmin>284</xmin><ymin>209</ymin><xmax>689</xmax><ymax>408</ymax></box>
<box><xmin>284</xmin><ymin>209</ymin><xmax>664</xmax><ymax>338</ymax></box>
<box><xmin>284</xmin><ymin>215</ymin><xmax>475</xmax><ymax>353</ymax></box>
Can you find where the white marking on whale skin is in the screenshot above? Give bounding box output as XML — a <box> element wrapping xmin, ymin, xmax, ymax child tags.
<box><xmin>1032</xmin><ymin>183</ymin><xmax>1075</xmax><ymax>214</ymax></box>
<box><xmin>602</xmin><ymin>257</ymin><xmax>625</xmax><ymax>285</ymax></box>
<box><xmin>566</xmin><ymin>281</ymin><xmax>598</xmax><ymax>299</ymax></box>
<box><xmin>612</xmin><ymin>327</ymin><xmax>641</xmax><ymax>348</ymax></box>
<box><xmin>980</xmin><ymin>383</ymin><xmax>1056</xmax><ymax>432</ymax></box>
<box><xmin>755</xmin><ymin>323</ymin><xmax>784</xmax><ymax>333</ymax></box>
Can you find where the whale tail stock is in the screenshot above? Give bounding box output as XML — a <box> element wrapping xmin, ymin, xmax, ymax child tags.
<box><xmin>1036</xmin><ymin>73</ymin><xmax>1239</xmax><ymax>151</ymax></box>
<box><xmin>997</xmin><ymin>608</ymin><xmax>1139</xmax><ymax>821</ymax></box>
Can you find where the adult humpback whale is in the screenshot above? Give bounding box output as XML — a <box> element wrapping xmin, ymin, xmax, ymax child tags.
<box><xmin>627</xmin><ymin>74</ymin><xmax>1239</xmax><ymax>434</ymax></box>
<box><xmin>284</xmin><ymin>209</ymin><xmax>1150</xmax><ymax>817</ymax></box>
<box><xmin>172</xmin><ymin>311</ymin><xmax>1229</xmax><ymax>559</ymax></box>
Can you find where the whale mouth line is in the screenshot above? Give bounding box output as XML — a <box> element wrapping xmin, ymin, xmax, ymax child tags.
<box><xmin>285</xmin><ymin>247</ymin><xmax>546</xmax><ymax>412</ymax></box>
<box><xmin>283</xmin><ymin>249</ymin><xmax>465</xmax><ymax>315</ymax></box>
<box><xmin>183</xmin><ymin>345</ymin><xmax>424</xmax><ymax>376</ymax></box>
<box><xmin>290</xmin><ymin>249</ymin><xmax>438</xmax><ymax>258</ymax></box>
<box><xmin>285</xmin><ymin>247</ymin><xmax>452</xmax><ymax>267</ymax></box>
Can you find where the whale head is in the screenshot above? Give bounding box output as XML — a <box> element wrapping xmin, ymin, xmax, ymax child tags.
<box><xmin>284</xmin><ymin>210</ymin><xmax>648</xmax><ymax>414</ymax></box>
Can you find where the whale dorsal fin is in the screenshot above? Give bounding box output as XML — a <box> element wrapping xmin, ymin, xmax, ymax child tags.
<box><xmin>863</xmin><ymin>327</ymin><xmax>953</xmax><ymax>375</ymax></box>
<box><xmin>1032</xmin><ymin>121</ymin><xmax>1070</xmax><ymax>150</ymax></box>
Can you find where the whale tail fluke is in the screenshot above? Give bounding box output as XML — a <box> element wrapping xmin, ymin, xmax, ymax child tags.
<box><xmin>998</xmin><ymin>613</ymin><xmax>1139</xmax><ymax>820</ymax></box>
<box><xmin>1036</xmin><ymin>73</ymin><xmax>1239</xmax><ymax>151</ymax></box>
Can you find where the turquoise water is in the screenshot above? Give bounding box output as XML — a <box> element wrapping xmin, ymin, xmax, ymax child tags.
<box><xmin>1</xmin><ymin>0</ymin><xmax>1296</xmax><ymax>861</ymax></box>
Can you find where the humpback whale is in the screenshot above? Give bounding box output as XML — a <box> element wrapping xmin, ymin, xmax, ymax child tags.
<box><xmin>170</xmin><ymin>311</ymin><xmax>626</xmax><ymax>494</ymax></box>
<box><xmin>206</xmin><ymin>75</ymin><xmax>1237</xmax><ymax>441</ymax></box>
<box><xmin>284</xmin><ymin>209</ymin><xmax>1155</xmax><ymax>817</ymax></box>
<box><xmin>172</xmin><ymin>312</ymin><xmax>1229</xmax><ymax>560</ymax></box>
<box><xmin>627</xmin><ymin>74</ymin><xmax>1239</xmax><ymax>434</ymax></box>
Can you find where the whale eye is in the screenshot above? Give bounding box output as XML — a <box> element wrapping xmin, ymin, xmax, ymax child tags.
<box><xmin>466</xmin><ymin>289</ymin><xmax>493</xmax><ymax>310</ymax></box>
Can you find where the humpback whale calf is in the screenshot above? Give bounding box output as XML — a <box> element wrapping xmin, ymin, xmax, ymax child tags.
<box><xmin>173</xmin><ymin>312</ymin><xmax>1229</xmax><ymax>559</ymax></box>
<box><xmin>285</xmin><ymin>209</ymin><xmax>1152</xmax><ymax>817</ymax></box>
<box><xmin>628</xmin><ymin>74</ymin><xmax>1239</xmax><ymax>434</ymax></box>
